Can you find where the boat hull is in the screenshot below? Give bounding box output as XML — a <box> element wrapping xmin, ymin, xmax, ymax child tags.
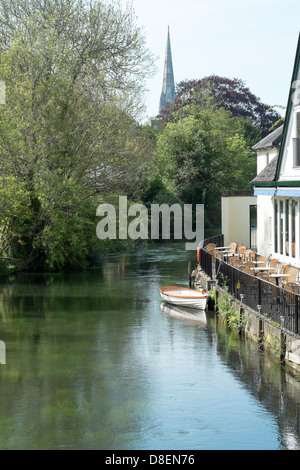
<box><xmin>159</xmin><ymin>286</ymin><xmax>208</xmax><ymax>310</ymax></box>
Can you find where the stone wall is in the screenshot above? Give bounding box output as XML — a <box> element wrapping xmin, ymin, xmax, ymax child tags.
<box><xmin>196</xmin><ymin>268</ymin><xmax>300</xmax><ymax>376</ymax></box>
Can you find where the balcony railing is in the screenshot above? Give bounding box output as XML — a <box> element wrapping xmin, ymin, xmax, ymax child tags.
<box><xmin>199</xmin><ymin>235</ymin><xmax>300</xmax><ymax>334</ymax></box>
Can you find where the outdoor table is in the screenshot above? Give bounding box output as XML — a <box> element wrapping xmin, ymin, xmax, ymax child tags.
<box><xmin>269</xmin><ymin>273</ymin><xmax>290</xmax><ymax>286</ymax></box>
<box><xmin>250</xmin><ymin>266</ymin><xmax>275</xmax><ymax>271</ymax></box>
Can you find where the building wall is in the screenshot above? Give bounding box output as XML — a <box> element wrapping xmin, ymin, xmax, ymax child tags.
<box><xmin>256</xmin><ymin>194</ymin><xmax>274</xmax><ymax>257</ymax></box>
<box><xmin>257</xmin><ymin>148</ymin><xmax>278</xmax><ymax>175</ymax></box>
<box><xmin>221</xmin><ymin>192</ymin><xmax>257</xmax><ymax>247</ymax></box>
<box><xmin>279</xmin><ymin>63</ymin><xmax>300</xmax><ymax>181</ymax></box>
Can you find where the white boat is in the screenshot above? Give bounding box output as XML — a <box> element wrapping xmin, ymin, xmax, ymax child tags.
<box><xmin>159</xmin><ymin>286</ymin><xmax>208</xmax><ymax>310</ymax></box>
<box><xmin>160</xmin><ymin>302</ymin><xmax>207</xmax><ymax>325</ymax></box>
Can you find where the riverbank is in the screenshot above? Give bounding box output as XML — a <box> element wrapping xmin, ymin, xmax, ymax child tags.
<box><xmin>195</xmin><ymin>267</ymin><xmax>300</xmax><ymax>377</ymax></box>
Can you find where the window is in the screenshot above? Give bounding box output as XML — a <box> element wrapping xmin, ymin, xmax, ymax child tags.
<box><xmin>250</xmin><ymin>205</ymin><xmax>257</xmax><ymax>250</ymax></box>
<box><xmin>293</xmin><ymin>112</ymin><xmax>300</xmax><ymax>166</ymax></box>
<box><xmin>274</xmin><ymin>199</ymin><xmax>278</xmax><ymax>253</ymax></box>
<box><xmin>274</xmin><ymin>198</ymin><xmax>297</xmax><ymax>258</ymax></box>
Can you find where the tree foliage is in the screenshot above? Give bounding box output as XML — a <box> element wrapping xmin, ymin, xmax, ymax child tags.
<box><xmin>156</xmin><ymin>102</ymin><xmax>256</xmax><ymax>227</ymax></box>
<box><xmin>0</xmin><ymin>0</ymin><xmax>155</xmax><ymax>269</ymax></box>
<box><xmin>159</xmin><ymin>75</ymin><xmax>282</xmax><ymax>138</ymax></box>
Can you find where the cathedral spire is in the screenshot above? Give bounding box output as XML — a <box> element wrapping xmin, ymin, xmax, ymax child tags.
<box><xmin>159</xmin><ymin>26</ymin><xmax>175</xmax><ymax>113</ymax></box>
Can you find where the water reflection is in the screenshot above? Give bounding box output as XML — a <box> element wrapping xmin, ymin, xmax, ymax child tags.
<box><xmin>0</xmin><ymin>341</ymin><xmax>5</xmax><ymax>364</ymax></box>
<box><xmin>0</xmin><ymin>243</ymin><xmax>300</xmax><ymax>449</ymax></box>
<box><xmin>160</xmin><ymin>301</ymin><xmax>207</xmax><ymax>326</ymax></box>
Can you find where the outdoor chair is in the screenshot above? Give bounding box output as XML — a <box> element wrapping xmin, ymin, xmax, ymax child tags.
<box><xmin>204</xmin><ymin>243</ymin><xmax>216</xmax><ymax>253</ymax></box>
<box><xmin>279</xmin><ymin>263</ymin><xmax>290</xmax><ymax>274</ymax></box>
<box><xmin>228</xmin><ymin>242</ymin><xmax>237</xmax><ymax>253</ymax></box>
<box><xmin>285</xmin><ymin>267</ymin><xmax>299</xmax><ymax>283</ymax></box>
<box><xmin>238</xmin><ymin>246</ymin><xmax>246</xmax><ymax>257</ymax></box>
<box><xmin>238</xmin><ymin>265</ymin><xmax>247</xmax><ymax>271</ymax></box>
<box><xmin>269</xmin><ymin>258</ymin><xmax>278</xmax><ymax>269</ymax></box>
<box><xmin>256</xmin><ymin>272</ymin><xmax>269</xmax><ymax>281</ymax></box>
<box><xmin>257</xmin><ymin>255</ymin><xmax>268</xmax><ymax>265</ymax></box>
<box><xmin>284</xmin><ymin>282</ymin><xmax>299</xmax><ymax>293</ymax></box>
<box><xmin>215</xmin><ymin>251</ymin><xmax>224</xmax><ymax>261</ymax></box>
<box><xmin>243</xmin><ymin>268</ymin><xmax>254</xmax><ymax>274</ymax></box>
<box><xmin>244</xmin><ymin>249</ymin><xmax>255</xmax><ymax>261</ymax></box>
<box><xmin>243</xmin><ymin>261</ymin><xmax>255</xmax><ymax>268</ymax></box>
<box><xmin>231</xmin><ymin>259</ymin><xmax>243</xmax><ymax>268</ymax></box>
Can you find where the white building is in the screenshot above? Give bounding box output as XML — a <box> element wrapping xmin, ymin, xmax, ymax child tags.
<box><xmin>251</xmin><ymin>33</ymin><xmax>300</xmax><ymax>267</ymax></box>
<box><xmin>221</xmin><ymin>190</ymin><xmax>257</xmax><ymax>249</ymax></box>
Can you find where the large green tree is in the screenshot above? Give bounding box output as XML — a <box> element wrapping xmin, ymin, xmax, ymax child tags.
<box><xmin>156</xmin><ymin>103</ymin><xmax>256</xmax><ymax>227</ymax></box>
<box><xmin>0</xmin><ymin>0</ymin><xmax>155</xmax><ymax>269</ymax></box>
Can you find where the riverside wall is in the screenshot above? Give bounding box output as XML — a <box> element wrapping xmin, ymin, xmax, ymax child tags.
<box><xmin>195</xmin><ymin>267</ymin><xmax>300</xmax><ymax>376</ymax></box>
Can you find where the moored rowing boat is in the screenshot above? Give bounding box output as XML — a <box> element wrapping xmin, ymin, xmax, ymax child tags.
<box><xmin>159</xmin><ymin>286</ymin><xmax>208</xmax><ymax>310</ymax></box>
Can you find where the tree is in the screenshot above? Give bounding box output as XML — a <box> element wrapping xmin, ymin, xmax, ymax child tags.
<box><xmin>159</xmin><ymin>75</ymin><xmax>282</xmax><ymax>138</ymax></box>
<box><xmin>156</xmin><ymin>104</ymin><xmax>256</xmax><ymax>227</ymax></box>
<box><xmin>0</xmin><ymin>0</ymin><xmax>155</xmax><ymax>269</ymax></box>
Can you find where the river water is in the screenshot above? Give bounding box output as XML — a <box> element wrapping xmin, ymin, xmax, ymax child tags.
<box><xmin>1</xmin><ymin>241</ymin><xmax>300</xmax><ymax>450</ymax></box>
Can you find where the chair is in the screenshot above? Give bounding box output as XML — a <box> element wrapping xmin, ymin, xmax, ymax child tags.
<box><xmin>279</xmin><ymin>263</ymin><xmax>290</xmax><ymax>274</ymax></box>
<box><xmin>269</xmin><ymin>258</ymin><xmax>278</xmax><ymax>269</ymax></box>
<box><xmin>257</xmin><ymin>272</ymin><xmax>269</xmax><ymax>281</ymax></box>
<box><xmin>204</xmin><ymin>243</ymin><xmax>216</xmax><ymax>253</ymax></box>
<box><xmin>215</xmin><ymin>251</ymin><xmax>224</xmax><ymax>261</ymax></box>
<box><xmin>238</xmin><ymin>265</ymin><xmax>247</xmax><ymax>271</ymax></box>
<box><xmin>244</xmin><ymin>249</ymin><xmax>255</xmax><ymax>262</ymax></box>
<box><xmin>284</xmin><ymin>283</ymin><xmax>299</xmax><ymax>293</ymax></box>
<box><xmin>228</xmin><ymin>242</ymin><xmax>237</xmax><ymax>254</ymax></box>
<box><xmin>243</xmin><ymin>268</ymin><xmax>254</xmax><ymax>275</ymax></box>
<box><xmin>285</xmin><ymin>267</ymin><xmax>299</xmax><ymax>283</ymax></box>
<box><xmin>243</xmin><ymin>261</ymin><xmax>254</xmax><ymax>268</ymax></box>
<box><xmin>228</xmin><ymin>242</ymin><xmax>237</xmax><ymax>248</ymax></box>
<box><xmin>257</xmin><ymin>255</ymin><xmax>268</xmax><ymax>265</ymax></box>
<box><xmin>231</xmin><ymin>259</ymin><xmax>243</xmax><ymax>268</ymax></box>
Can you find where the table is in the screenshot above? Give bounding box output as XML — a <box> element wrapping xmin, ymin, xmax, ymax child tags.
<box><xmin>269</xmin><ymin>273</ymin><xmax>290</xmax><ymax>285</ymax></box>
<box><xmin>250</xmin><ymin>266</ymin><xmax>275</xmax><ymax>272</ymax></box>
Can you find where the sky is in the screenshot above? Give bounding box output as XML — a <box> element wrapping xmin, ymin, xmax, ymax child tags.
<box><xmin>123</xmin><ymin>0</ymin><xmax>300</xmax><ymax>122</ymax></box>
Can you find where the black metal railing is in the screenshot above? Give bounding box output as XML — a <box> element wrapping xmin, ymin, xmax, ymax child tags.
<box><xmin>199</xmin><ymin>235</ymin><xmax>300</xmax><ymax>335</ymax></box>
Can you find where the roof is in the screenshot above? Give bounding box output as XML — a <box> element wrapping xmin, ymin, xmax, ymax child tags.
<box><xmin>275</xmin><ymin>33</ymin><xmax>300</xmax><ymax>180</ymax></box>
<box><xmin>250</xmin><ymin>34</ymin><xmax>300</xmax><ymax>189</ymax></box>
<box><xmin>251</xmin><ymin>155</ymin><xmax>278</xmax><ymax>184</ymax></box>
<box><xmin>252</xmin><ymin>124</ymin><xmax>283</xmax><ymax>151</ymax></box>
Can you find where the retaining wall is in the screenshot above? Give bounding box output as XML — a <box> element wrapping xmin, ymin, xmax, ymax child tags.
<box><xmin>195</xmin><ymin>268</ymin><xmax>300</xmax><ymax>375</ymax></box>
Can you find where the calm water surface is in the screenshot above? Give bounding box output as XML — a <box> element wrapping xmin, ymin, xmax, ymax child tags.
<box><xmin>1</xmin><ymin>242</ymin><xmax>300</xmax><ymax>450</ymax></box>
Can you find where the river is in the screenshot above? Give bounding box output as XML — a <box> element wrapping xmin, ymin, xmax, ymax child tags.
<box><xmin>1</xmin><ymin>241</ymin><xmax>300</xmax><ymax>450</ymax></box>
